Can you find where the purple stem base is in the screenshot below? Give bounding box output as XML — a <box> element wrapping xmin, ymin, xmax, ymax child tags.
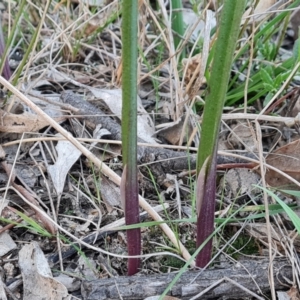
<box><xmin>124</xmin><ymin>171</ymin><xmax>141</xmax><ymax>275</ymax></box>
<box><xmin>196</xmin><ymin>150</ymin><xmax>217</xmax><ymax>268</ymax></box>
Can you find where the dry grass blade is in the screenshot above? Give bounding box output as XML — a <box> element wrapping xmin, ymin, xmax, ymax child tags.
<box><xmin>255</xmin><ymin>119</ymin><xmax>279</xmax><ymax>300</ymax></box>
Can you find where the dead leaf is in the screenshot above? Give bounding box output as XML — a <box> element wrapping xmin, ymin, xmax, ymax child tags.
<box><xmin>0</xmin><ymin>94</ymin><xmax>65</xmax><ymax>133</ymax></box>
<box><xmin>48</xmin><ymin>135</ymin><xmax>82</xmax><ymax>196</ymax></box>
<box><xmin>0</xmin><ymin>228</ymin><xmax>17</xmax><ymax>256</ymax></box>
<box><xmin>89</xmin><ymin>124</ymin><xmax>121</xmax><ymax>161</ymax></box>
<box><xmin>156</xmin><ymin>115</ymin><xmax>193</xmax><ymax>145</ymax></box>
<box><xmin>242</xmin><ymin>0</ymin><xmax>276</xmax><ymax>24</ymax></box>
<box><xmin>158</xmin><ymin>99</ymin><xmax>176</xmax><ymax>121</ymax></box>
<box><xmin>221</xmin><ymin>168</ymin><xmax>261</xmax><ymax>198</ymax></box>
<box><xmin>25</xmin><ymin>94</ymin><xmax>65</xmax><ymax>119</ymax></box>
<box><xmin>277</xmin><ymin>291</ymin><xmax>292</xmax><ymax>300</ymax></box>
<box><xmin>227</xmin><ymin>122</ymin><xmax>257</xmax><ymax>152</ymax></box>
<box><xmin>287</xmin><ymin>286</ymin><xmax>300</xmax><ymax>300</ymax></box>
<box><xmin>15</xmin><ymin>164</ymin><xmax>39</xmax><ymax>188</ymax></box>
<box><xmin>88</xmin><ymin>88</ymin><xmax>157</xmax><ymax>144</ymax></box>
<box><xmin>265</xmin><ymin>139</ymin><xmax>300</xmax><ymax>188</ymax></box>
<box><xmin>0</xmin><ymin>109</ymin><xmax>65</xmax><ymax>133</ymax></box>
<box><xmin>98</xmin><ymin>175</ymin><xmax>121</xmax><ymax>210</ymax></box>
<box><xmin>0</xmin><ymin>277</ymin><xmax>7</xmax><ymax>300</ymax></box>
<box><xmin>182</xmin><ymin>9</ymin><xmax>215</xmax><ymax>42</ymax></box>
<box><xmin>54</xmin><ymin>274</ymin><xmax>81</xmax><ymax>292</ymax></box>
<box><xmin>75</xmin><ymin>256</ymin><xmax>98</xmax><ymax>281</ymax></box>
<box><xmin>19</xmin><ymin>242</ymin><xmax>70</xmax><ymax>300</ymax></box>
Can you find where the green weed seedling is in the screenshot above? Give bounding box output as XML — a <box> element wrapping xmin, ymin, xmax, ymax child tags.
<box><xmin>0</xmin><ymin>210</ymin><xmax>52</xmax><ymax>238</ymax></box>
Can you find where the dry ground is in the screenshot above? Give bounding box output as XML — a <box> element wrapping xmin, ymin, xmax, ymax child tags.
<box><xmin>0</xmin><ymin>0</ymin><xmax>299</xmax><ymax>299</ymax></box>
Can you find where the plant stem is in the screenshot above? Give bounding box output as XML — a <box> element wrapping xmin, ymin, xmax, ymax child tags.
<box><xmin>171</xmin><ymin>0</ymin><xmax>185</xmax><ymax>60</ymax></box>
<box><xmin>196</xmin><ymin>0</ymin><xmax>246</xmax><ymax>268</ymax></box>
<box><xmin>121</xmin><ymin>0</ymin><xmax>141</xmax><ymax>275</ymax></box>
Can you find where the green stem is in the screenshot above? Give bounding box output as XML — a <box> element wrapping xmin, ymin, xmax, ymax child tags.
<box><xmin>121</xmin><ymin>0</ymin><xmax>141</xmax><ymax>276</ymax></box>
<box><xmin>196</xmin><ymin>0</ymin><xmax>246</xmax><ymax>268</ymax></box>
<box><xmin>171</xmin><ymin>0</ymin><xmax>185</xmax><ymax>60</ymax></box>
